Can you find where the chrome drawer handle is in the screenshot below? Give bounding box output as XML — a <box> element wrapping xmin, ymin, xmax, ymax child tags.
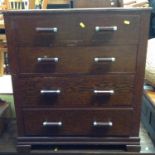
<box><xmin>93</xmin><ymin>121</ymin><xmax>113</xmax><ymax>127</ymax></box>
<box><xmin>43</xmin><ymin>121</ymin><xmax>62</xmax><ymax>127</ymax></box>
<box><xmin>36</xmin><ymin>27</ymin><xmax>58</xmax><ymax>32</ymax></box>
<box><xmin>95</xmin><ymin>26</ymin><xmax>117</xmax><ymax>32</ymax></box>
<box><xmin>94</xmin><ymin>57</ymin><xmax>116</xmax><ymax>62</ymax></box>
<box><xmin>40</xmin><ymin>90</ymin><xmax>61</xmax><ymax>94</ymax></box>
<box><xmin>93</xmin><ymin>90</ymin><xmax>114</xmax><ymax>95</ymax></box>
<box><xmin>37</xmin><ymin>57</ymin><xmax>59</xmax><ymax>63</ymax></box>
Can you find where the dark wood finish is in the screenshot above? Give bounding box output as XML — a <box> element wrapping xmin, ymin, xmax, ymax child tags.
<box><xmin>23</xmin><ymin>108</ymin><xmax>134</xmax><ymax>136</ymax></box>
<box><xmin>3</xmin><ymin>8</ymin><xmax>151</xmax><ymax>152</ymax></box>
<box><xmin>5</xmin><ymin>12</ymin><xmax>140</xmax><ymax>47</ymax></box>
<box><xmin>14</xmin><ymin>75</ymin><xmax>134</xmax><ymax>108</ymax></box>
<box><xmin>132</xmin><ymin>10</ymin><xmax>151</xmax><ymax>136</ymax></box>
<box><xmin>16</xmin><ymin>136</ymin><xmax>140</xmax><ymax>153</ymax></box>
<box><xmin>16</xmin><ymin>46</ymin><xmax>137</xmax><ymax>75</ymax></box>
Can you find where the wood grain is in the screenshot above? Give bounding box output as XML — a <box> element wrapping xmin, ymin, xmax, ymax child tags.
<box><xmin>23</xmin><ymin>108</ymin><xmax>134</xmax><ymax>136</ymax></box>
<box><xmin>3</xmin><ymin>8</ymin><xmax>151</xmax><ymax>152</ymax></box>
<box><xmin>14</xmin><ymin>75</ymin><xmax>135</xmax><ymax>108</ymax></box>
<box><xmin>5</xmin><ymin>13</ymin><xmax>140</xmax><ymax>47</ymax></box>
<box><xmin>16</xmin><ymin>46</ymin><xmax>137</xmax><ymax>75</ymax></box>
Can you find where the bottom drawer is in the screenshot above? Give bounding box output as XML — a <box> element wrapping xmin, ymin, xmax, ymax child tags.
<box><xmin>23</xmin><ymin>109</ymin><xmax>133</xmax><ymax>137</ymax></box>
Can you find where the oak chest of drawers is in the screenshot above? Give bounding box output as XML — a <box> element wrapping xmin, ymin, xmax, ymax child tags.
<box><xmin>4</xmin><ymin>8</ymin><xmax>151</xmax><ymax>152</ymax></box>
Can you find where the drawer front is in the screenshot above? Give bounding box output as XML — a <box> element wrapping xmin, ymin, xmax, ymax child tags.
<box><xmin>17</xmin><ymin>46</ymin><xmax>137</xmax><ymax>74</ymax></box>
<box><xmin>12</xmin><ymin>13</ymin><xmax>140</xmax><ymax>46</ymax></box>
<box><xmin>23</xmin><ymin>109</ymin><xmax>133</xmax><ymax>136</ymax></box>
<box><xmin>14</xmin><ymin>75</ymin><xmax>134</xmax><ymax>107</ymax></box>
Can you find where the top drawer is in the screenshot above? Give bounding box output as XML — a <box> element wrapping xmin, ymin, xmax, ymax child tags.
<box><xmin>8</xmin><ymin>13</ymin><xmax>140</xmax><ymax>47</ymax></box>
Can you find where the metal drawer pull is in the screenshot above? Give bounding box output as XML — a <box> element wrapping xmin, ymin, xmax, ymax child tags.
<box><xmin>40</xmin><ymin>90</ymin><xmax>61</xmax><ymax>94</ymax></box>
<box><xmin>36</xmin><ymin>27</ymin><xmax>58</xmax><ymax>32</ymax></box>
<box><xmin>95</xmin><ymin>26</ymin><xmax>117</xmax><ymax>32</ymax></box>
<box><xmin>94</xmin><ymin>57</ymin><xmax>116</xmax><ymax>62</ymax></box>
<box><xmin>43</xmin><ymin>121</ymin><xmax>62</xmax><ymax>127</ymax></box>
<box><xmin>93</xmin><ymin>90</ymin><xmax>114</xmax><ymax>95</ymax></box>
<box><xmin>37</xmin><ymin>57</ymin><xmax>59</xmax><ymax>63</ymax></box>
<box><xmin>93</xmin><ymin>121</ymin><xmax>113</xmax><ymax>127</ymax></box>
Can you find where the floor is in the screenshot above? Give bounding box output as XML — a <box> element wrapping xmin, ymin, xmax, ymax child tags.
<box><xmin>0</xmin><ymin>120</ymin><xmax>155</xmax><ymax>154</ymax></box>
<box><xmin>140</xmin><ymin>123</ymin><xmax>155</xmax><ymax>153</ymax></box>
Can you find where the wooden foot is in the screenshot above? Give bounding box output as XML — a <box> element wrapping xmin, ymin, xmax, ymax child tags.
<box><xmin>126</xmin><ymin>145</ymin><xmax>141</xmax><ymax>152</ymax></box>
<box><xmin>16</xmin><ymin>144</ymin><xmax>31</xmax><ymax>153</ymax></box>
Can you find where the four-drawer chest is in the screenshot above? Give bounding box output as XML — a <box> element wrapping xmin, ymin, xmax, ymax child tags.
<box><xmin>3</xmin><ymin>8</ymin><xmax>151</xmax><ymax>152</ymax></box>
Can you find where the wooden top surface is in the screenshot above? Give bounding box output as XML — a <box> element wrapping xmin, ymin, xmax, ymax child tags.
<box><xmin>2</xmin><ymin>7</ymin><xmax>152</xmax><ymax>15</ymax></box>
<box><xmin>144</xmin><ymin>89</ymin><xmax>155</xmax><ymax>107</ymax></box>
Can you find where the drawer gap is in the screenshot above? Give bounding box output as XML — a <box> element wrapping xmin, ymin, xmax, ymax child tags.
<box><xmin>31</xmin><ymin>144</ymin><xmax>126</xmax><ymax>151</ymax></box>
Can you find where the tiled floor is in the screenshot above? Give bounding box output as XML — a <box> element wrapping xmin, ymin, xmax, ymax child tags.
<box><xmin>140</xmin><ymin>123</ymin><xmax>155</xmax><ymax>153</ymax></box>
<box><xmin>0</xmin><ymin>120</ymin><xmax>16</xmax><ymax>152</ymax></box>
<box><xmin>0</xmin><ymin>120</ymin><xmax>155</xmax><ymax>153</ymax></box>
